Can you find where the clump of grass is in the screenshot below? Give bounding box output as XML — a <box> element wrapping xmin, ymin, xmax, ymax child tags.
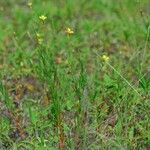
<box><xmin>0</xmin><ymin>79</ymin><xmax>12</xmax><ymax>110</ymax></box>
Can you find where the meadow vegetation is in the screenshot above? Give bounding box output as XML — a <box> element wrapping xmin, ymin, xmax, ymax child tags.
<box><xmin>0</xmin><ymin>0</ymin><xmax>150</xmax><ymax>149</ymax></box>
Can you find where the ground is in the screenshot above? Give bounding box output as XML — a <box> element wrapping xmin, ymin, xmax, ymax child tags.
<box><xmin>0</xmin><ymin>0</ymin><xmax>150</xmax><ymax>150</ymax></box>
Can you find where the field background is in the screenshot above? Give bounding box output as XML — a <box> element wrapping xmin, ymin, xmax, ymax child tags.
<box><xmin>0</xmin><ymin>0</ymin><xmax>150</xmax><ymax>149</ymax></box>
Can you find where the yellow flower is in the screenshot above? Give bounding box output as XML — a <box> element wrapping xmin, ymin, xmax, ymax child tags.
<box><xmin>65</xmin><ymin>27</ymin><xmax>74</xmax><ymax>35</ymax></box>
<box><xmin>27</xmin><ymin>2</ymin><xmax>32</xmax><ymax>8</ymax></box>
<box><xmin>38</xmin><ymin>38</ymin><xmax>43</xmax><ymax>45</ymax></box>
<box><xmin>36</xmin><ymin>33</ymin><xmax>43</xmax><ymax>44</ymax></box>
<box><xmin>39</xmin><ymin>15</ymin><xmax>47</xmax><ymax>22</ymax></box>
<box><xmin>102</xmin><ymin>55</ymin><xmax>110</xmax><ymax>62</ymax></box>
<box><xmin>36</xmin><ymin>33</ymin><xmax>41</xmax><ymax>38</ymax></box>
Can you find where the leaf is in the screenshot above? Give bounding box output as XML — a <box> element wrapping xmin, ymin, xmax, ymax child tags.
<box><xmin>28</xmin><ymin>107</ymin><xmax>39</xmax><ymax>125</ymax></box>
<box><xmin>129</xmin><ymin>127</ymin><xmax>134</xmax><ymax>141</ymax></box>
<box><xmin>104</xmin><ymin>74</ymin><xmax>118</xmax><ymax>88</ymax></box>
<box><xmin>0</xmin><ymin>80</ymin><xmax>13</xmax><ymax>109</ymax></box>
<box><xmin>115</xmin><ymin>120</ymin><xmax>122</xmax><ymax>136</ymax></box>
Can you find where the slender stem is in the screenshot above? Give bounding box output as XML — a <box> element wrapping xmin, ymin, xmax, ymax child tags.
<box><xmin>106</xmin><ymin>62</ymin><xmax>141</xmax><ymax>97</ymax></box>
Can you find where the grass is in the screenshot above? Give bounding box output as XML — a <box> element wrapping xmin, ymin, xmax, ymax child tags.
<box><xmin>0</xmin><ymin>0</ymin><xmax>150</xmax><ymax>149</ymax></box>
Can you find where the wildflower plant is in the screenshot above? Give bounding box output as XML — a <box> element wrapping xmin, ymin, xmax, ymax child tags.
<box><xmin>0</xmin><ymin>0</ymin><xmax>149</xmax><ymax>149</ymax></box>
<box><xmin>102</xmin><ymin>54</ymin><xmax>110</xmax><ymax>62</ymax></box>
<box><xmin>27</xmin><ymin>2</ymin><xmax>32</xmax><ymax>8</ymax></box>
<box><xmin>39</xmin><ymin>15</ymin><xmax>47</xmax><ymax>23</ymax></box>
<box><xmin>65</xmin><ymin>27</ymin><xmax>74</xmax><ymax>35</ymax></box>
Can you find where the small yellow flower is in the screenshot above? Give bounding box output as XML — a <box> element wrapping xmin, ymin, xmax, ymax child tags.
<box><xmin>102</xmin><ymin>55</ymin><xmax>110</xmax><ymax>62</ymax></box>
<box><xmin>39</xmin><ymin>15</ymin><xmax>47</xmax><ymax>22</ymax></box>
<box><xmin>36</xmin><ymin>33</ymin><xmax>41</xmax><ymax>38</ymax></box>
<box><xmin>36</xmin><ymin>33</ymin><xmax>43</xmax><ymax>44</ymax></box>
<box><xmin>38</xmin><ymin>38</ymin><xmax>43</xmax><ymax>45</ymax></box>
<box><xmin>20</xmin><ymin>61</ymin><xmax>24</xmax><ymax>67</ymax></box>
<box><xmin>65</xmin><ymin>27</ymin><xmax>74</xmax><ymax>35</ymax></box>
<box><xmin>27</xmin><ymin>2</ymin><xmax>32</xmax><ymax>8</ymax></box>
